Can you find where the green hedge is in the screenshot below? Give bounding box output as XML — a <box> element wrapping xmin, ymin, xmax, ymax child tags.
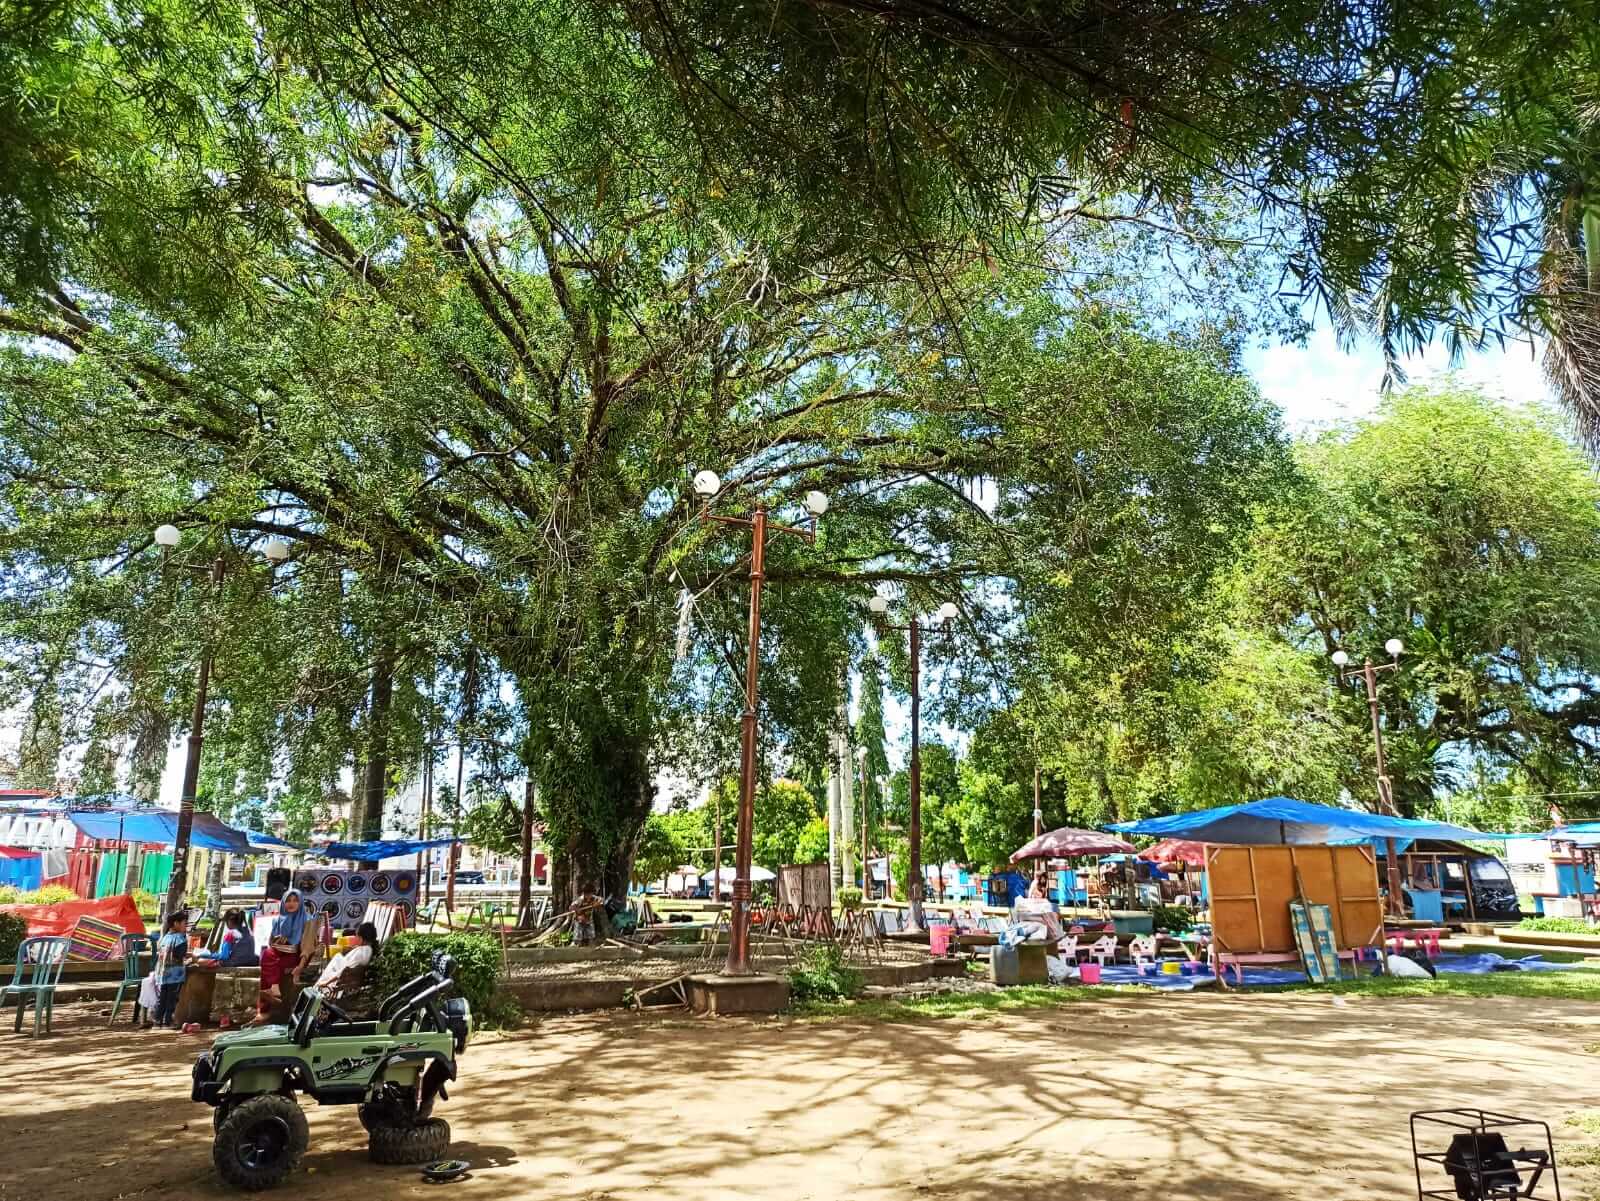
<box><xmin>788</xmin><ymin>943</ymin><xmax>863</xmax><ymax>1003</ymax></box>
<box><xmin>0</xmin><ymin>913</ymin><xmax>25</xmax><ymax>964</ymax></box>
<box><xmin>370</xmin><ymin>931</ymin><xmax>502</xmax><ymax>1017</ymax></box>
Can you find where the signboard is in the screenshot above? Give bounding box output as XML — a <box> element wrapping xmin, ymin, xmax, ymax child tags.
<box><xmin>291</xmin><ymin>868</ymin><xmax>418</xmax><ymax>929</ymax></box>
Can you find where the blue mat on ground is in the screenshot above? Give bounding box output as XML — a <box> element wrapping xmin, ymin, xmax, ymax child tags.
<box><xmin>1087</xmin><ymin>952</ymin><xmax>1575</xmax><ymax>990</ymax></box>
<box><xmin>1224</xmin><ymin>952</ymin><xmax>1574</xmax><ymax>988</ymax></box>
<box><xmin>1094</xmin><ymin>963</ymin><xmax>1215</xmax><ymax>989</ymax></box>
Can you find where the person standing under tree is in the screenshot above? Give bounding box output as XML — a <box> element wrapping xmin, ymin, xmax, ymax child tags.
<box><xmin>153</xmin><ymin>912</ymin><xmax>189</xmax><ymax>1029</ymax></box>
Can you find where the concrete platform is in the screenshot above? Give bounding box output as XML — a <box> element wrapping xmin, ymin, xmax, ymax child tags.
<box><xmin>685</xmin><ymin>973</ymin><xmax>789</xmax><ymax>1016</ymax></box>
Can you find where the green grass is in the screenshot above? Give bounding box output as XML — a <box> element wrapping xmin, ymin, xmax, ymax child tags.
<box><xmin>791</xmin><ymin>967</ymin><xmax>1600</xmax><ymax>1022</ymax></box>
<box><xmin>1266</xmin><ymin>967</ymin><xmax>1600</xmax><ymax>1001</ymax></box>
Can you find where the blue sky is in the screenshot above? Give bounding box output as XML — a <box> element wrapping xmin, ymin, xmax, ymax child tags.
<box><xmin>1242</xmin><ymin>327</ymin><xmax>1553</xmax><ymax>433</ymax></box>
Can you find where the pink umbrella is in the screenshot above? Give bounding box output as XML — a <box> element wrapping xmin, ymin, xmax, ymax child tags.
<box><xmin>1137</xmin><ymin>838</ymin><xmax>1208</xmax><ymax>867</ymax></box>
<box><xmin>1009</xmin><ymin>827</ymin><xmax>1136</xmax><ymax>863</ymax></box>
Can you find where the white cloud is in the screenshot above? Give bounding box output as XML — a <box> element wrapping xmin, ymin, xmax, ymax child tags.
<box><xmin>1243</xmin><ymin>328</ymin><xmax>1554</xmax><ymax>435</ymax></box>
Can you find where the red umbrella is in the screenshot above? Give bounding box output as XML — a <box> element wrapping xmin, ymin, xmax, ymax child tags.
<box><xmin>1138</xmin><ymin>838</ymin><xmax>1208</xmax><ymax>867</ymax></box>
<box><xmin>1010</xmin><ymin>827</ymin><xmax>1136</xmax><ymax>863</ymax></box>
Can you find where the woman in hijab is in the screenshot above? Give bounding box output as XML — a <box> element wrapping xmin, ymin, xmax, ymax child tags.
<box><xmin>253</xmin><ymin>888</ymin><xmax>311</xmax><ymax>1023</ymax></box>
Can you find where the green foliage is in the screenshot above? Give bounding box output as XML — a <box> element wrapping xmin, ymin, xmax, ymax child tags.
<box><xmin>787</xmin><ymin>943</ymin><xmax>864</xmax><ymax>1003</ymax></box>
<box><xmin>0</xmin><ymin>912</ymin><xmax>25</xmax><ymax>963</ymax></box>
<box><xmin>753</xmin><ymin>779</ymin><xmax>826</xmax><ymax>869</ymax></box>
<box><xmin>131</xmin><ymin>888</ymin><xmax>159</xmax><ymax>916</ymax></box>
<box><xmin>854</xmin><ymin>657</ymin><xmax>891</xmax><ymax>834</ymax></box>
<box><xmin>369</xmin><ymin>932</ymin><xmax>502</xmax><ymax>1018</ymax></box>
<box><xmin>1151</xmin><ymin>906</ymin><xmax>1196</xmax><ymax>935</ymax></box>
<box><xmin>836</xmin><ymin>886</ymin><xmax>863</xmax><ymax>911</ymax></box>
<box><xmin>792</xmin><ymin>818</ymin><xmax>830</xmax><ymax>866</ymax></box>
<box><xmin>1243</xmin><ymin>386</ymin><xmax>1600</xmax><ymax>813</ymax></box>
<box><xmin>475</xmin><ymin>992</ymin><xmax>526</xmax><ymax>1031</ymax></box>
<box><xmin>457</xmin><ymin>784</ymin><xmax>524</xmax><ymax>858</ymax></box>
<box><xmin>16</xmin><ymin>885</ymin><xmax>78</xmax><ymax>905</ymax></box>
<box><xmin>0</xmin><ymin>887</ymin><xmax>17</xmax><ymax>904</ymax></box>
<box><xmin>633</xmin><ymin>814</ymin><xmax>687</xmax><ymax>887</ymax></box>
<box><xmin>951</xmin><ymin>768</ymin><xmax>1030</xmax><ymax>869</ymax></box>
<box><xmin>1516</xmin><ymin>917</ymin><xmax>1599</xmax><ymax>935</ymax></box>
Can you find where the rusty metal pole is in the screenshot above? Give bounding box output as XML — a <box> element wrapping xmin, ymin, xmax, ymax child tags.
<box><xmin>907</xmin><ymin>620</ymin><xmax>925</xmax><ymax>932</ymax></box>
<box><xmin>725</xmin><ymin>507</ymin><xmax>767</xmax><ymax>976</ymax></box>
<box><xmin>1360</xmin><ymin>658</ymin><xmax>1406</xmax><ymax>917</ymax></box>
<box><xmin>163</xmin><ymin>555</ymin><xmax>224</xmax><ymax>923</ymax></box>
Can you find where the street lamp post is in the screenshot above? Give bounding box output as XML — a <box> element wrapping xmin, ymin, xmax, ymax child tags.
<box><xmin>154</xmin><ymin>524</ymin><xmax>289</xmax><ymax>922</ymax></box>
<box><xmin>869</xmin><ymin>594</ymin><xmax>958</xmax><ymax>933</ymax></box>
<box><xmin>692</xmin><ymin>470</ymin><xmax>827</xmax><ymax>977</ymax></box>
<box><xmin>1332</xmin><ymin>637</ymin><xmax>1407</xmax><ymax>918</ymax></box>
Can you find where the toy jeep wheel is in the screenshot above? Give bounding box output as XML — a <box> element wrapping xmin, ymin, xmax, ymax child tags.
<box><xmin>369</xmin><ymin>1117</ymin><xmax>450</xmax><ymax>1165</ymax></box>
<box><xmin>213</xmin><ymin>1095</ymin><xmax>309</xmax><ymax>1190</ymax></box>
<box><xmin>358</xmin><ymin>1084</ymin><xmax>434</xmax><ymax>1132</ymax></box>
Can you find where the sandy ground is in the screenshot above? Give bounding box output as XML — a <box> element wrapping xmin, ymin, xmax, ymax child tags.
<box><xmin>4</xmin><ymin>991</ymin><xmax>1599</xmax><ymax>1201</ymax></box>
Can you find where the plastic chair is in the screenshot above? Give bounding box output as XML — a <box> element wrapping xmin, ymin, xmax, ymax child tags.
<box><xmin>1085</xmin><ymin>935</ymin><xmax>1117</xmax><ymax>967</ymax></box>
<box><xmin>1057</xmin><ymin>934</ymin><xmax>1079</xmax><ymax>963</ymax></box>
<box><xmin>2</xmin><ymin>936</ymin><xmax>72</xmax><ymax>1036</ymax></box>
<box><xmin>109</xmin><ymin>933</ymin><xmax>153</xmax><ymax>1026</ymax></box>
<box><xmin>1129</xmin><ymin>934</ymin><xmax>1158</xmax><ymax>972</ymax></box>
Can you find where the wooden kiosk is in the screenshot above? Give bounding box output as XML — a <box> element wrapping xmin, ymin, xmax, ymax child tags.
<box><xmin>1206</xmin><ymin>843</ymin><xmax>1385</xmax><ymax>987</ymax></box>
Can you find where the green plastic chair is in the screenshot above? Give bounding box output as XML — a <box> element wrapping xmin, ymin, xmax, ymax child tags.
<box><xmin>108</xmin><ymin>933</ymin><xmax>153</xmax><ymax>1026</ymax></box>
<box><xmin>2</xmin><ymin>936</ymin><xmax>72</xmax><ymax>1036</ymax></box>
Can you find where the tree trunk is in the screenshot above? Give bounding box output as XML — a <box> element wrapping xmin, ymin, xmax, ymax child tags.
<box><xmin>205</xmin><ymin>852</ymin><xmax>228</xmax><ymax>922</ymax></box>
<box><xmin>542</xmin><ymin>729</ymin><xmax>653</xmax><ymax>943</ymax></box>
<box><xmin>826</xmin><ymin>761</ymin><xmax>842</xmax><ymax>890</ymax></box>
<box><xmin>835</xmin><ymin>693</ymin><xmax>857</xmax><ymax>888</ymax></box>
<box><xmin>519</xmin><ymin>777</ymin><xmax>536</xmax><ymax>925</ymax></box>
<box><xmin>357</xmin><ymin>646</ymin><xmax>395</xmax><ymax>871</ymax></box>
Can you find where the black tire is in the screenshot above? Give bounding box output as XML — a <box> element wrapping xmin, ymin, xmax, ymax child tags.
<box><xmin>358</xmin><ymin>1084</ymin><xmax>434</xmax><ymax>1132</ymax></box>
<box><xmin>212</xmin><ymin>1095</ymin><xmax>309</xmax><ymax>1191</ymax></box>
<box><xmin>368</xmin><ymin>1117</ymin><xmax>450</xmax><ymax>1165</ymax></box>
<box><xmin>212</xmin><ymin>1103</ymin><xmax>232</xmax><ymax>1134</ymax></box>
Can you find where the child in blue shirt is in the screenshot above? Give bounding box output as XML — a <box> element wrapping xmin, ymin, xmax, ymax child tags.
<box><xmin>154</xmin><ymin>912</ymin><xmax>189</xmax><ymax>1028</ymax></box>
<box><xmin>194</xmin><ymin>909</ymin><xmax>258</xmax><ymax>968</ymax></box>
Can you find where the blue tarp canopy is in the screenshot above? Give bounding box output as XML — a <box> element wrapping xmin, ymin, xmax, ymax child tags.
<box><xmin>309</xmin><ymin>837</ymin><xmax>461</xmax><ymax>861</ymax></box>
<box><xmin>247</xmin><ymin>831</ymin><xmax>301</xmax><ymax>851</ymax></box>
<box><xmin>1107</xmin><ymin>796</ymin><xmax>1505</xmax><ymax>845</ymax></box>
<box><xmin>68</xmin><ymin>809</ymin><xmax>285</xmax><ymax>855</ymax></box>
<box><xmin>1550</xmin><ymin>822</ymin><xmax>1600</xmax><ymax>845</ymax></box>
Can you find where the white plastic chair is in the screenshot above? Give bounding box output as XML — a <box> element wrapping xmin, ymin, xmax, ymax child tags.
<box><xmin>1086</xmin><ymin>935</ymin><xmax>1117</xmax><ymax>967</ymax></box>
<box><xmin>1129</xmin><ymin>934</ymin><xmax>1158</xmax><ymax>970</ymax></box>
<box><xmin>1057</xmin><ymin>934</ymin><xmax>1079</xmax><ymax>963</ymax></box>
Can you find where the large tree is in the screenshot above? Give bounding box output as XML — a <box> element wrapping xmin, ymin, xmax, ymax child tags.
<box><xmin>8</xmin><ymin>1</ymin><xmax>1599</xmax><ymax>405</ymax></box>
<box><xmin>1246</xmin><ymin>385</ymin><xmax>1600</xmax><ymax>814</ymax></box>
<box><xmin>1</xmin><ymin>5</ymin><xmax>1300</xmax><ymax>912</ymax></box>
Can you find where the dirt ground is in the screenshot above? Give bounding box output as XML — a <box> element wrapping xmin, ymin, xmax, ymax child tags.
<box><xmin>5</xmin><ymin>991</ymin><xmax>1599</xmax><ymax>1201</ymax></box>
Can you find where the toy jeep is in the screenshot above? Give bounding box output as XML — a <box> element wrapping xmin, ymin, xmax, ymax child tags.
<box><xmin>191</xmin><ymin>951</ymin><xmax>471</xmax><ymax>1190</ymax></box>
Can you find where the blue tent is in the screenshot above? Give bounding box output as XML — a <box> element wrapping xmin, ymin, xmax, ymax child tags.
<box><xmin>310</xmin><ymin>837</ymin><xmax>461</xmax><ymax>861</ymax></box>
<box><xmin>68</xmin><ymin>809</ymin><xmax>281</xmax><ymax>855</ymax></box>
<box><xmin>1107</xmin><ymin>796</ymin><xmax>1505</xmax><ymax>845</ymax></box>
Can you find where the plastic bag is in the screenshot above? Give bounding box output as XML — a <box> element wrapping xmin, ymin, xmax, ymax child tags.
<box><xmin>138</xmin><ymin>971</ymin><xmax>160</xmax><ymax>1011</ymax></box>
